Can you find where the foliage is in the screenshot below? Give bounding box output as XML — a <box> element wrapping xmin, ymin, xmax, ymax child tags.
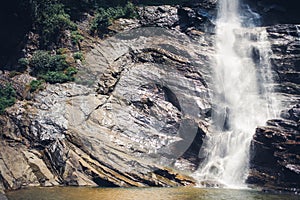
<box><xmin>90</xmin><ymin>8</ymin><xmax>110</xmax><ymax>34</ymax></box>
<box><xmin>73</xmin><ymin>52</ymin><xmax>84</xmax><ymax>61</ymax></box>
<box><xmin>137</xmin><ymin>0</ymin><xmax>189</xmax><ymax>6</ymax></box>
<box><xmin>8</xmin><ymin>71</ymin><xmax>21</xmax><ymax>78</ymax></box>
<box><xmin>124</xmin><ymin>2</ymin><xmax>139</xmax><ymax>19</ymax></box>
<box><xmin>29</xmin><ymin>50</ymin><xmax>77</xmax><ymax>84</ymax></box>
<box><xmin>0</xmin><ymin>84</ymin><xmax>16</xmax><ymax>114</ymax></box>
<box><xmin>71</xmin><ymin>31</ymin><xmax>84</xmax><ymax>45</ymax></box>
<box><xmin>18</xmin><ymin>58</ymin><xmax>29</xmax><ymax>68</ymax></box>
<box><xmin>29</xmin><ymin>80</ymin><xmax>44</xmax><ymax>92</ymax></box>
<box><xmin>29</xmin><ymin>50</ymin><xmax>69</xmax><ymax>75</ymax></box>
<box><xmin>31</xmin><ymin>0</ymin><xmax>77</xmax><ymax>47</ymax></box>
<box><xmin>40</xmin><ymin>71</ymin><xmax>74</xmax><ymax>84</ymax></box>
<box><xmin>29</xmin><ymin>50</ymin><xmax>52</xmax><ymax>75</ymax></box>
<box><xmin>90</xmin><ymin>2</ymin><xmax>138</xmax><ymax>34</ymax></box>
<box><xmin>65</xmin><ymin>67</ymin><xmax>78</xmax><ymax>77</ymax></box>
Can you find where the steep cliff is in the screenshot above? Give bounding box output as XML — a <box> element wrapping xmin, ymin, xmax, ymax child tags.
<box><xmin>247</xmin><ymin>24</ymin><xmax>300</xmax><ymax>193</ymax></box>
<box><xmin>0</xmin><ymin>2</ymin><xmax>215</xmax><ymax>190</ymax></box>
<box><xmin>0</xmin><ymin>0</ymin><xmax>299</xmax><ymax>195</ymax></box>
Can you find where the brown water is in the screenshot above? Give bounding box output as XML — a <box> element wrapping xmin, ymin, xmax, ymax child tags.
<box><xmin>6</xmin><ymin>187</ymin><xmax>300</xmax><ymax>200</ymax></box>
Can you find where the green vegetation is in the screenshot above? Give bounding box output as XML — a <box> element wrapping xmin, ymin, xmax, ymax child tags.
<box><xmin>73</xmin><ymin>52</ymin><xmax>84</xmax><ymax>61</ymax></box>
<box><xmin>18</xmin><ymin>58</ymin><xmax>29</xmax><ymax>68</ymax></box>
<box><xmin>0</xmin><ymin>84</ymin><xmax>16</xmax><ymax>114</ymax></box>
<box><xmin>39</xmin><ymin>71</ymin><xmax>74</xmax><ymax>84</ymax></box>
<box><xmin>31</xmin><ymin>0</ymin><xmax>77</xmax><ymax>48</ymax></box>
<box><xmin>29</xmin><ymin>51</ymin><xmax>69</xmax><ymax>75</ymax></box>
<box><xmin>90</xmin><ymin>2</ymin><xmax>138</xmax><ymax>35</ymax></box>
<box><xmin>136</xmin><ymin>0</ymin><xmax>189</xmax><ymax>6</ymax></box>
<box><xmin>8</xmin><ymin>71</ymin><xmax>21</xmax><ymax>78</ymax></box>
<box><xmin>3</xmin><ymin>0</ymin><xmax>191</xmax><ymax>92</ymax></box>
<box><xmin>29</xmin><ymin>0</ymin><xmax>139</xmax><ymax>46</ymax></box>
<box><xmin>29</xmin><ymin>50</ymin><xmax>77</xmax><ymax>84</ymax></box>
<box><xmin>29</xmin><ymin>80</ymin><xmax>44</xmax><ymax>92</ymax></box>
<box><xmin>71</xmin><ymin>31</ymin><xmax>84</xmax><ymax>46</ymax></box>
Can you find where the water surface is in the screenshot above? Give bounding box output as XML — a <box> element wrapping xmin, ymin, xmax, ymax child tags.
<box><xmin>6</xmin><ymin>187</ymin><xmax>299</xmax><ymax>200</ymax></box>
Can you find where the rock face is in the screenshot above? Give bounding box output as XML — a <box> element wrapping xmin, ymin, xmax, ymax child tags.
<box><xmin>247</xmin><ymin>23</ymin><xmax>300</xmax><ymax>192</ymax></box>
<box><xmin>0</xmin><ymin>3</ymin><xmax>215</xmax><ymax>190</ymax></box>
<box><xmin>242</xmin><ymin>0</ymin><xmax>300</xmax><ymax>25</ymax></box>
<box><xmin>247</xmin><ymin>105</ymin><xmax>300</xmax><ymax>192</ymax></box>
<box><xmin>0</xmin><ymin>0</ymin><xmax>300</xmax><ymax>195</ymax></box>
<box><xmin>267</xmin><ymin>24</ymin><xmax>300</xmax><ymax>104</ymax></box>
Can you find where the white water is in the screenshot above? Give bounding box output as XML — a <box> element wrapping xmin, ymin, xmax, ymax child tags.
<box><xmin>195</xmin><ymin>0</ymin><xmax>280</xmax><ymax>188</ymax></box>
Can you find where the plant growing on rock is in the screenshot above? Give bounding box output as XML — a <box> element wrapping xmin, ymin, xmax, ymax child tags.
<box><xmin>29</xmin><ymin>50</ymin><xmax>77</xmax><ymax>84</ymax></box>
<box><xmin>73</xmin><ymin>52</ymin><xmax>84</xmax><ymax>61</ymax></box>
<box><xmin>29</xmin><ymin>50</ymin><xmax>68</xmax><ymax>75</ymax></box>
<box><xmin>0</xmin><ymin>84</ymin><xmax>16</xmax><ymax>114</ymax></box>
<box><xmin>31</xmin><ymin>0</ymin><xmax>77</xmax><ymax>48</ymax></box>
<box><xmin>90</xmin><ymin>2</ymin><xmax>138</xmax><ymax>35</ymax></box>
<box><xmin>29</xmin><ymin>79</ymin><xmax>44</xmax><ymax>92</ymax></box>
<box><xmin>18</xmin><ymin>58</ymin><xmax>29</xmax><ymax>68</ymax></box>
<box><xmin>39</xmin><ymin>71</ymin><xmax>74</xmax><ymax>84</ymax></box>
<box><xmin>71</xmin><ymin>31</ymin><xmax>84</xmax><ymax>46</ymax></box>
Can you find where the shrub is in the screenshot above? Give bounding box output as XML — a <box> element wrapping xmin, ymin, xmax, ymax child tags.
<box><xmin>65</xmin><ymin>67</ymin><xmax>78</xmax><ymax>77</ymax></box>
<box><xmin>40</xmin><ymin>71</ymin><xmax>74</xmax><ymax>84</ymax></box>
<box><xmin>0</xmin><ymin>84</ymin><xmax>16</xmax><ymax>114</ymax></box>
<box><xmin>29</xmin><ymin>50</ymin><xmax>69</xmax><ymax>75</ymax></box>
<box><xmin>90</xmin><ymin>2</ymin><xmax>138</xmax><ymax>34</ymax></box>
<box><xmin>90</xmin><ymin>8</ymin><xmax>111</xmax><ymax>34</ymax></box>
<box><xmin>29</xmin><ymin>50</ymin><xmax>52</xmax><ymax>75</ymax></box>
<box><xmin>33</xmin><ymin>0</ymin><xmax>77</xmax><ymax>47</ymax></box>
<box><xmin>29</xmin><ymin>80</ymin><xmax>44</xmax><ymax>92</ymax></box>
<box><xmin>73</xmin><ymin>52</ymin><xmax>84</xmax><ymax>61</ymax></box>
<box><xmin>124</xmin><ymin>2</ymin><xmax>139</xmax><ymax>19</ymax></box>
<box><xmin>71</xmin><ymin>31</ymin><xmax>84</xmax><ymax>45</ymax></box>
<box><xmin>29</xmin><ymin>50</ymin><xmax>77</xmax><ymax>84</ymax></box>
<box><xmin>18</xmin><ymin>58</ymin><xmax>29</xmax><ymax>68</ymax></box>
<box><xmin>49</xmin><ymin>54</ymin><xmax>69</xmax><ymax>71</ymax></box>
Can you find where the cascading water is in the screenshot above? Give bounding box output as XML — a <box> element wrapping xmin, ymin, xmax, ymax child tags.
<box><xmin>194</xmin><ymin>0</ymin><xmax>280</xmax><ymax>187</ymax></box>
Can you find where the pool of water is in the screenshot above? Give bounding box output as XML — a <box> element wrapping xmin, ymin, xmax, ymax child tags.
<box><xmin>6</xmin><ymin>187</ymin><xmax>299</xmax><ymax>200</ymax></box>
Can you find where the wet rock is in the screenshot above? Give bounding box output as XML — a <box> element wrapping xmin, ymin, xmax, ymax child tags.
<box><xmin>242</xmin><ymin>0</ymin><xmax>300</xmax><ymax>26</ymax></box>
<box><xmin>266</xmin><ymin>24</ymin><xmax>300</xmax><ymax>106</ymax></box>
<box><xmin>247</xmin><ymin>105</ymin><xmax>300</xmax><ymax>192</ymax></box>
<box><xmin>178</xmin><ymin>3</ymin><xmax>216</xmax><ymax>34</ymax></box>
<box><xmin>247</xmin><ymin>26</ymin><xmax>300</xmax><ymax>190</ymax></box>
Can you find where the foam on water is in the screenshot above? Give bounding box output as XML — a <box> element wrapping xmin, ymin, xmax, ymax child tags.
<box><xmin>194</xmin><ymin>0</ymin><xmax>280</xmax><ymax>188</ymax></box>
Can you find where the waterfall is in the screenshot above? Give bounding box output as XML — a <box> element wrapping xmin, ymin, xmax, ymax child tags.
<box><xmin>194</xmin><ymin>0</ymin><xmax>280</xmax><ymax>188</ymax></box>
